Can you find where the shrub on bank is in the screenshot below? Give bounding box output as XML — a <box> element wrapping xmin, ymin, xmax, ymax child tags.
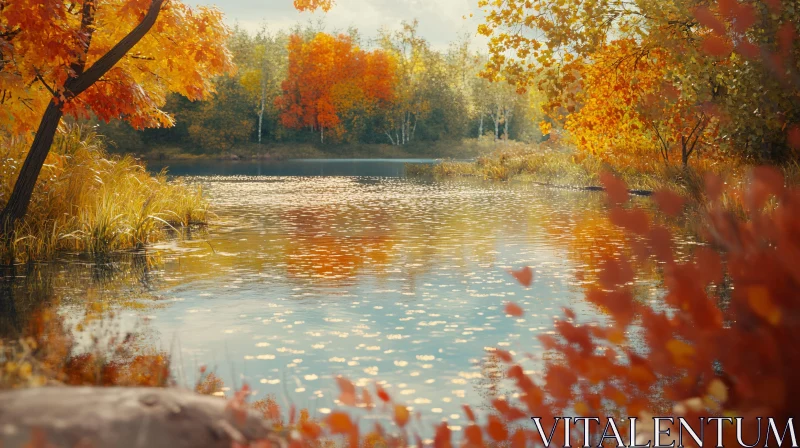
<box><xmin>0</xmin><ymin>124</ymin><xmax>208</xmax><ymax>263</ymax></box>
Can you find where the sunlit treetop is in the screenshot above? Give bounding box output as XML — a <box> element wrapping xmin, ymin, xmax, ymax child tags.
<box><xmin>0</xmin><ymin>0</ymin><xmax>236</xmax><ymax>136</ymax></box>
<box><xmin>293</xmin><ymin>0</ymin><xmax>334</xmax><ymax>12</ymax></box>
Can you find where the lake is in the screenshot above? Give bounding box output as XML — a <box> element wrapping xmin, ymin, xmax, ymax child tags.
<box><xmin>0</xmin><ymin>159</ymin><xmax>691</xmax><ymax>436</ymax></box>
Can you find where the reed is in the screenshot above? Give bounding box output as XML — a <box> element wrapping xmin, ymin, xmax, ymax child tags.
<box><xmin>0</xmin><ymin>123</ymin><xmax>208</xmax><ymax>263</ymax></box>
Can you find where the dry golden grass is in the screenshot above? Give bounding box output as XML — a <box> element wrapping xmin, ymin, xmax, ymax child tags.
<box><xmin>410</xmin><ymin>141</ymin><xmax>799</xmax><ymax>217</ymax></box>
<box><xmin>0</xmin><ymin>123</ymin><xmax>208</xmax><ymax>263</ymax></box>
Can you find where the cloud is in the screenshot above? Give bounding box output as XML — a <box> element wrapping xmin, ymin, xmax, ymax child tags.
<box><xmin>186</xmin><ymin>0</ymin><xmax>486</xmax><ymax>50</ymax></box>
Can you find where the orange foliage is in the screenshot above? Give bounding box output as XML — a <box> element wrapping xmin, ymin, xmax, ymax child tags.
<box><xmin>276</xmin><ymin>33</ymin><xmax>396</xmax><ymax>142</ymax></box>
<box><xmin>5</xmin><ymin>307</ymin><xmax>171</xmax><ymax>388</ymax></box>
<box><xmin>0</xmin><ymin>0</ymin><xmax>234</xmax><ymax>135</ymax></box>
<box><xmin>564</xmin><ymin>40</ymin><xmax>720</xmax><ymax>170</ymax></box>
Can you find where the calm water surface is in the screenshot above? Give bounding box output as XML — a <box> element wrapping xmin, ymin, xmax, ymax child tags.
<box><xmin>1</xmin><ymin>159</ymin><xmax>692</xmax><ymax>435</ymax></box>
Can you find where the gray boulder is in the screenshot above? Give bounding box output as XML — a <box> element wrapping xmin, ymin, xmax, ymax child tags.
<box><xmin>0</xmin><ymin>387</ymin><xmax>287</xmax><ymax>448</ymax></box>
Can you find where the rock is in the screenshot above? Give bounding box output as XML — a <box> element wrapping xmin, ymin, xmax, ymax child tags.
<box><xmin>0</xmin><ymin>387</ymin><xmax>287</xmax><ymax>448</ymax></box>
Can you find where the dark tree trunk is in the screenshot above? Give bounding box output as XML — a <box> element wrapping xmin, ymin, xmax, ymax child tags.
<box><xmin>0</xmin><ymin>0</ymin><xmax>165</xmax><ymax>238</ymax></box>
<box><xmin>0</xmin><ymin>101</ymin><xmax>63</xmax><ymax>235</ymax></box>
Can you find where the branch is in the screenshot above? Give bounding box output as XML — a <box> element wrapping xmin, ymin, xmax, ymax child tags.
<box><xmin>647</xmin><ymin>119</ymin><xmax>670</xmax><ymax>163</ymax></box>
<box><xmin>64</xmin><ymin>0</ymin><xmax>165</xmax><ymax>98</ymax></box>
<box><xmin>34</xmin><ymin>73</ymin><xmax>58</xmax><ymax>99</ymax></box>
<box><xmin>0</xmin><ymin>27</ymin><xmax>20</xmax><ymax>40</ymax></box>
<box><xmin>69</xmin><ymin>0</ymin><xmax>98</xmax><ymax>78</ymax></box>
<box><xmin>684</xmin><ymin>113</ymin><xmax>707</xmax><ymax>159</ymax></box>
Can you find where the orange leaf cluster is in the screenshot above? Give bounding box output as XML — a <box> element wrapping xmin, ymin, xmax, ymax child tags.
<box><xmin>0</xmin><ymin>0</ymin><xmax>235</xmax><ymax>136</ymax></box>
<box><xmin>275</xmin><ymin>33</ymin><xmax>396</xmax><ymax>141</ymax></box>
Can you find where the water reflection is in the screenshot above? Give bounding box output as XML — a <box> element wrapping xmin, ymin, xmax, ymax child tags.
<box><xmin>1</xmin><ymin>174</ymin><xmax>696</xmax><ymax>431</ymax></box>
<box><xmin>146</xmin><ymin>159</ymin><xmax>437</xmax><ymax>178</ymax></box>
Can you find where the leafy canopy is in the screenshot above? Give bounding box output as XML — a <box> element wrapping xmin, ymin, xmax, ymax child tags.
<box><xmin>0</xmin><ymin>0</ymin><xmax>235</xmax><ymax>136</ymax></box>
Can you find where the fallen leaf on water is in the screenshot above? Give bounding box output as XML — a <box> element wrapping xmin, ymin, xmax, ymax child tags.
<box><xmin>505</xmin><ymin>302</ymin><xmax>524</xmax><ymax>317</ymax></box>
<box><xmin>510</xmin><ymin>266</ymin><xmax>533</xmax><ymax>287</ymax></box>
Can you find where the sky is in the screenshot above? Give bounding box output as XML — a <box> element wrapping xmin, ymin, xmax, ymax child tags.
<box><xmin>186</xmin><ymin>0</ymin><xmax>487</xmax><ymax>51</ymax></box>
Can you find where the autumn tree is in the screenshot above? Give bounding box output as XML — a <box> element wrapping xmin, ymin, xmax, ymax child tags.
<box><xmin>377</xmin><ymin>21</ymin><xmax>434</xmax><ymax>146</ymax></box>
<box><xmin>563</xmin><ymin>41</ymin><xmax>719</xmax><ymax>169</ymax></box>
<box><xmin>477</xmin><ymin>0</ymin><xmax>799</xmax><ymax>167</ymax></box>
<box><xmin>275</xmin><ymin>32</ymin><xmax>395</xmax><ymax>143</ymax></box>
<box><xmin>0</xmin><ymin>0</ymin><xmax>235</xmax><ymax>235</ymax></box>
<box><xmin>236</xmin><ymin>26</ymin><xmax>290</xmax><ymax>145</ymax></box>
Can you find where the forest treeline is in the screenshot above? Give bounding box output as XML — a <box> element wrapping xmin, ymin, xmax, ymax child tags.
<box><xmin>98</xmin><ymin>21</ymin><xmax>544</xmax><ymax>155</ymax></box>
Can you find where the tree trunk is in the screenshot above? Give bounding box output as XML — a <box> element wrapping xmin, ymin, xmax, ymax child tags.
<box><xmin>503</xmin><ymin>109</ymin><xmax>510</xmax><ymax>143</ymax></box>
<box><xmin>479</xmin><ymin>114</ymin><xmax>483</xmax><ymax>137</ymax></box>
<box><xmin>401</xmin><ymin>113</ymin><xmax>406</xmax><ymax>145</ymax></box>
<box><xmin>0</xmin><ymin>0</ymin><xmax>165</xmax><ymax>238</ymax></box>
<box><xmin>257</xmin><ymin>80</ymin><xmax>265</xmax><ymax>144</ymax></box>
<box><xmin>0</xmin><ymin>101</ymin><xmax>63</xmax><ymax>235</ymax></box>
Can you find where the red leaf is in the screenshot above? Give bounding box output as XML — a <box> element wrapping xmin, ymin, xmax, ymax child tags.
<box><xmin>702</xmin><ymin>36</ymin><xmax>733</xmax><ymax>56</ymax></box>
<box><xmin>327</xmin><ymin>412</ymin><xmax>354</xmax><ymax>434</ymax></box>
<box><xmin>648</xmin><ymin>225</ymin><xmax>674</xmax><ymax>263</ymax></box>
<box><xmin>336</xmin><ymin>376</ymin><xmax>357</xmax><ymax>406</ymax></box>
<box><xmin>463</xmin><ymin>404</ymin><xmax>476</xmax><ymax>422</ymax></box>
<box><xmin>300</xmin><ymin>421</ymin><xmax>322</xmax><ymax>440</ymax></box>
<box><xmin>362</xmin><ymin>388</ymin><xmax>373</xmax><ymax>409</ymax></box>
<box><xmin>736</xmin><ymin>40</ymin><xmax>760</xmax><ymax>59</ymax></box>
<box><xmin>752</xmin><ymin>166</ymin><xmax>785</xmax><ymax>197</ymax></box>
<box><xmin>731</xmin><ymin>4</ymin><xmax>756</xmax><ymax>33</ymax></box>
<box><xmin>653</xmin><ymin>189</ymin><xmax>686</xmax><ymax>217</ymax></box>
<box><xmin>376</xmin><ymin>384</ymin><xmax>391</xmax><ymax>402</ymax></box>
<box><xmin>487</xmin><ymin>415</ymin><xmax>509</xmax><ymax>441</ymax></box>
<box><xmin>693</xmin><ymin>6</ymin><xmax>726</xmax><ymax>34</ymax></box>
<box><xmin>465</xmin><ymin>425</ymin><xmax>483</xmax><ymax>447</ymax></box>
<box><xmin>695</xmin><ymin>247</ymin><xmax>723</xmax><ymax>285</ymax></box>
<box><xmin>778</xmin><ymin>22</ymin><xmax>796</xmax><ymax>56</ymax></box>
<box><xmin>494</xmin><ymin>349</ymin><xmax>513</xmax><ymax>363</ymax></box>
<box><xmin>505</xmin><ymin>302</ymin><xmax>524</xmax><ymax>317</ymax></box>
<box><xmin>493</xmin><ymin>399</ymin><xmax>528</xmax><ymax>421</ymax></box>
<box><xmin>510</xmin><ymin>266</ymin><xmax>534</xmax><ymax>287</ymax></box>
<box><xmin>705</xmin><ymin>173</ymin><xmax>724</xmax><ymax>202</ymax></box>
<box><xmin>717</xmin><ymin>0</ymin><xmax>737</xmax><ymax>19</ymax></box>
<box><xmin>598</xmin><ymin>256</ymin><xmax>635</xmax><ymax>289</ymax></box>
<box><xmin>609</xmin><ymin>207</ymin><xmax>650</xmax><ymax>234</ymax></box>
<box><xmin>764</xmin><ymin>0</ymin><xmax>781</xmax><ymax>13</ymax></box>
<box><xmin>599</xmin><ymin>172</ymin><xmax>629</xmax><ymax>204</ymax></box>
<box><xmin>510</xmin><ymin>429</ymin><xmax>526</xmax><ymax>448</ymax></box>
<box><xmin>434</xmin><ymin>422</ymin><xmax>453</xmax><ymax>448</ymax></box>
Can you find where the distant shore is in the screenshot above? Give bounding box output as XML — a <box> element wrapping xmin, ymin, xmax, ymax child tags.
<box><xmin>111</xmin><ymin>139</ymin><xmax>502</xmax><ymax>162</ymax></box>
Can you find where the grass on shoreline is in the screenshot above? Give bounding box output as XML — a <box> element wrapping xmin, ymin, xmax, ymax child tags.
<box><xmin>0</xmin><ymin>124</ymin><xmax>208</xmax><ymax>263</ymax></box>
<box><xmin>408</xmin><ymin>141</ymin><xmax>800</xmax><ymax>209</ymax></box>
<box><xmin>116</xmin><ymin>138</ymin><xmax>495</xmax><ymax>162</ymax></box>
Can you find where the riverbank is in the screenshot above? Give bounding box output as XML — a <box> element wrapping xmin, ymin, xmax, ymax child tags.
<box><xmin>405</xmin><ymin>141</ymin><xmax>798</xmax><ymax>208</ymax></box>
<box><xmin>116</xmin><ymin>138</ymin><xmax>495</xmax><ymax>162</ymax></box>
<box><xmin>0</xmin><ymin>125</ymin><xmax>208</xmax><ymax>264</ymax></box>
